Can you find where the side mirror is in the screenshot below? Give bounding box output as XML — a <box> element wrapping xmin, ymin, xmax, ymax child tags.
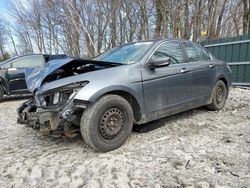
<box><xmin>148</xmin><ymin>57</ymin><xmax>171</xmax><ymax>69</ymax></box>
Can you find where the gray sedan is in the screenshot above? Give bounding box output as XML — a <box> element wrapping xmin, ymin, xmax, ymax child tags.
<box><xmin>18</xmin><ymin>39</ymin><xmax>232</xmax><ymax>152</ymax></box>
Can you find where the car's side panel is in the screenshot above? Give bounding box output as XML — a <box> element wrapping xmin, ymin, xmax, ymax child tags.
<box><xmin>0</xmin><ymin>67</ymin><xmax>27</xmax><ymax>94</ymax></box>
<box><xmin>214</xmin><ymin>65</ymin><xmax>232</xmax><ymax>87</ymax></box>
<box><xmin>140</xmin><ymin>40</ymin><xmax>201</xmax><ymax>122</ymax></box>
<box><xmin>186</xmin><ymin>61</ymin><xmax>216</xmax><ymax>101</ymax></box>
<box><xmin>7</xmin><ymin>68</ymin><xmax>28</xmax><ymax>93</ymax></box>
<box><xmin>141</xmin><ymin>63</ymin><xmax>193</xmax><ymax>117</ymax></box>
<box><xmin>82</xmin><ymin>84</ymin><xmax>143</xmax><ymax>105</ymax></box>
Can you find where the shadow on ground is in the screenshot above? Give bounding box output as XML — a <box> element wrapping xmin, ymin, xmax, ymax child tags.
<box><xmin>24</xmin><ymin>106</ymin><xmax>207</xmax><ymax>142</ymax></box>
<box><xmin>133</xmin><ymin>107</ymin><xmax>207</xmax><ymax>133</ymax></box>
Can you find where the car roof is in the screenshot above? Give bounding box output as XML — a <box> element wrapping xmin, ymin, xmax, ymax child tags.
<box><xmin>119</xmin><ymin>38</ymin><xmax>200</xmax><ymax>46</ymax></box>
<box><xmin>11</xmin><ymin>53</ymin><xmax>66</xmax><ymax>59</ymax></box>
<box><xmin>0</xmin><ymin>54</ymin><xmax>68</xmax><ymax>67</ymax></box>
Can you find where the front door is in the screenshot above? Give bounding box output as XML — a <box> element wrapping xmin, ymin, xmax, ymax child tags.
<box><xmin>7</xmin><ymin>67</ymin><xmax>27</xmax><ymax>93</ymax></box>
<box><xmin>141</xmin><ymin>41</ymin><xmax>192</xmax><ymax>119</ymax></box>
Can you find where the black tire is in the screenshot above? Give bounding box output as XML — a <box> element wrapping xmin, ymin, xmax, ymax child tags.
<box><xmin>0</xmin><ymin>85</ymin><xmax>4</xmax><ymax>102</ymax></box>
<box><xmin>80</xmin><ymin>95</ymin><xmax>133</xmax><ymax>152</ymax></box>
<box><xmin>206</xmin><ymin>80</ymin><xmax>228</xmax><ymax>111</ymax></box>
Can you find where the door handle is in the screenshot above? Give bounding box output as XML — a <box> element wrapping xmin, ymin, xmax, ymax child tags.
<box><xmin>209</xmin><ymin>64</ymin><xmax>215</xmax><ymax>68</ymax></box>
<box><xmin>180</xmin><ymin>68</ymin><xmax>189</xmax><ymax>73</ymax></box>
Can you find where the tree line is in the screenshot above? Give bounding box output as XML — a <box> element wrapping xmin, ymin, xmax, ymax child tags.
<box><xmin>0</xmin><ymin>0</ymin><xmax>249</xmax><ymax>59</ymax></box>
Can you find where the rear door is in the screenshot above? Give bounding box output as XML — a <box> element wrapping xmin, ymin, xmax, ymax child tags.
<box><xmin>7</xmin><ymin>55</ymin><xmax>45</xmax><ymax>93</ymax></box>
<box><xmin>182</xmin><ymin>42</ymin><xmax>216</xmax><ymax>101</ymax></box>
<box><xmin>142</xmin><ymin>40</ymin><xmax>193</xmax><ymax>119</ymax></box>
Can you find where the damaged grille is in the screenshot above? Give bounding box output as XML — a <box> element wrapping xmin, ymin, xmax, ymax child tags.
<box><xmin>43</xmin><ymin>90</ymin><xmax>74</xmax><ymax>108</ymax></box>
<box><xmin>35</xmin><ymin>81</ymin><xmax>89</xmax><ymax>109</ymax></box>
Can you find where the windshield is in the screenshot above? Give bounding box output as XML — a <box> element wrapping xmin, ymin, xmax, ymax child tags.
<box><xmin>94</xmin><ymin>42</ymin><xmax>154</xmax><ymax>64</ymax></box>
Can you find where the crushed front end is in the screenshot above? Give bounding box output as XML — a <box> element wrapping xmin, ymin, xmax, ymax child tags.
<box><xmin>17</xmin><ymin>81</ymin><xmax>90</xmax><ymax>136</ymax></box>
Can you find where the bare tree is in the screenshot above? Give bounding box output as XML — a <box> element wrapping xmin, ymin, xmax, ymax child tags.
<box><xmin>2</xmin><ymin>0</ymin><xmax>248</xmax><ymax>56</ymax></box>
<box><xmin>242</xmin><ymin>0</ymin><xmax>250</xmax><ymax>34</ymax></box>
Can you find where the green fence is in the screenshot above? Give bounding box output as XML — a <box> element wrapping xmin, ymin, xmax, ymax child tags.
<box><xmin>202</xmin><ymin>35</ymin><xmax>250</xmax><ymax>86</ymax></box>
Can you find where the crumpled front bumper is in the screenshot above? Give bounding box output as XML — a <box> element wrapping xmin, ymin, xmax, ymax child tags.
<box><xmin>17</xmin><ymin>99</ymin><xmax>35</xmax><ymax>125</ymax></box>
<box><xmin>17</xmin><ymin>100</ymin><xmax>63</xmax><ymax>132</ymax></box>
<box><xmin>17</xmin><ymin>98</ymin><xmax>87</xmax><ymax>134</ymax></box>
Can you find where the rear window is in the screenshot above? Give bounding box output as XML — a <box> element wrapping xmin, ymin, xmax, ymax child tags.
<box><xmin>183</xmin><ymin>42</ymin><xmax>210</xmax><ymax>62</ymax></box>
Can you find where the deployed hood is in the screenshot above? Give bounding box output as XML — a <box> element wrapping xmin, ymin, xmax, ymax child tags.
<box><xmin>26</xmin><ymin>58</ymin><xmax>72</xmax><ymax>92</ymax></box>
<box><xmin>25</xmin><ymin>58</ymin><xmax>121</xmax><ymax>92</ymax></box>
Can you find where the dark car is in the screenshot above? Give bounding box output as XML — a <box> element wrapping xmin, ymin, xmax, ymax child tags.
<box><xmin>18</xmin><ymin>39</ymin><xmax>232</xmax><ymax>152</ymax></box>
<box><xmin>0</xmin><ymin>54</ymin><xmax>67</xmax><ymax>101</ymax></box>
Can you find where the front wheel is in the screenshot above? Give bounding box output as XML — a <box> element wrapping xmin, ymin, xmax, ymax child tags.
<box><xmin>206</xmin><ymin>80</ymin><xmax>228</xmax><ymax>111</ymax></box>
<box><xmin>80</xmin><ymin>95</ymin><xmax>133</xmax><ymax>152</ymax></box>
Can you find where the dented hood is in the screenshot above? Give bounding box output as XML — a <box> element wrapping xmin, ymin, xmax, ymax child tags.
<box><xmin>25</xmin><ymin>58</ymin><xmax>119</xmax><ymax>92</ymax></box>
<box><xmin>25</xmin><ymin>58</ymin><xmax>75</xmax><ymax>92</ymax></box>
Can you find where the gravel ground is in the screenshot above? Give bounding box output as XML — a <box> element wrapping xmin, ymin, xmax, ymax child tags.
<box><xmin>0</xmin><ymin>88</ymin><xmax>249</xmax><ymax>188</ymax></box>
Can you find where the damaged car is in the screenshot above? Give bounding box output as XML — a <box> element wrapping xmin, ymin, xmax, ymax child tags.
<box><xmin>0</xmin><ymin>54</ymin><xmax>68</xmax><ymax>101</ymax></box>
<box><xmin>17</xmin><ymin>39</ymin><xmax>232</xmax><ymax>152</ymax></box>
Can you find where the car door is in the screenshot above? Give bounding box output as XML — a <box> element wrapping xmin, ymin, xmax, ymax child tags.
<box><xmin>7</xmin><ymin>55</ymin><xmax>45</xmax><ymax>93</ymax></box>
<box><xmin>141</xmin><ymin>40</ymin><xmax>193</xmax><ymax>119</ymax></box>
<box><xmin>182</xmin><ymin>42</ymin><xmax>216</xmax><ymax>102</ymax></box>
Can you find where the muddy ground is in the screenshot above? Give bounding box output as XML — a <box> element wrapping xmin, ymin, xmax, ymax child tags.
<box><xmin>0</xmin><ymin>88</ymin><xmax>249</xmax><ymax>188</ymax></box>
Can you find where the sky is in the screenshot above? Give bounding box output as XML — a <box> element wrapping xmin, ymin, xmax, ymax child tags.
<box><xmin>0</xmin><ymin>0</ymin><xmax>32</xmax><ymax>21</ymax></box>
<box><xmin>0</xmin><ymin>0</ymin><xmax>8</xmax><ymax>12</ymax></box>
<box><xmin>0</xmin><ymin>0</ymin><xmax>10</xmax><ymax>21</ymax></box>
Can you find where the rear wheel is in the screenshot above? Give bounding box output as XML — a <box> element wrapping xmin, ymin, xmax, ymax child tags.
<box><xmin>80</xmin><ymin>95</ymin><xmax>133</xmax><ymax>152</ymax></box>
<box><xmin>206</xmin><ymin>80</ymin><xmax>228</xmax><ymax>111</ymax></box>
<box><xmin>0</xmin><ymin>85</ymin><xmax>4</xmax><ymax>102</ymax></box>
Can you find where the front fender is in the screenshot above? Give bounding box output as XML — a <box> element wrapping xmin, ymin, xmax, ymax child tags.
<box><xmin>215</xmin><ymin>71</ymin><xmax>232</xmax><ymax>88</ymax></box>
<box><xmin>74</xmin><ymin>84</ymin><xmax>143</xmax><ymax>110</ymax></box>
<box><xmin>75</xmin><ymin>84</ymin><xmax>140</xmax><ymax>101</ymax></box>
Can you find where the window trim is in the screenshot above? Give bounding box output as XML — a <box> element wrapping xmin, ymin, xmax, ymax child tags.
<box><xmin>144</xmin><ymin>40</ymin><xmax>186</xmax><ymax>68</ymax></box>
<box><xmin>202</xmin><ymin>47</ymin><xmax>214</xmax><ymax>60</ymax></box>
<box><xmin>1</xmin><ymin>62</ymin><xmax>11</xmax><ymax>69</ymax></box>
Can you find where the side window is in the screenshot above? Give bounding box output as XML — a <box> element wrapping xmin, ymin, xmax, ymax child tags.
<box><xmin>202</xmin><ymin>48</ymin><xmax>212</xmax><ymax>61</ymax></box>
<box><xmin>11</xmin><ymin>55</ymin><xmax>45</xmax><ymax>68</ymax></box>
<box><xmin>11</xmin><ymin>56</ymin><xmax>31</xmax><ymax>68</ymax></box>
<box><xmin>30</xmin><ymin>55</ymin><xmax>45</xmax><ymax>67</ymax></box>
<box><xmin>183</xmin><ymin>42</ymin><xmax>210</xmax><ymax>62</ymax></box>
<box><xmin>151</xmin><ymin>41</ymin><xmax>184</xmax><ymax>64</ymax></box>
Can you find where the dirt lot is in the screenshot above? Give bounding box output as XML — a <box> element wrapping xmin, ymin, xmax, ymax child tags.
<box><xmin>0</xmin><ymin>88</ymin><xmax>249</xmax><ymax>188</ymax></box>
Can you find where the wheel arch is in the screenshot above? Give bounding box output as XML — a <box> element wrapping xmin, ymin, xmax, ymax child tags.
<box><xmin>99</xmin><ymin>90</ymin><xmax>142</xmax><ymax>122</ymax></box>
<box><xmin>81</xmin><ymin>86</ymin><xmax>143</xmax><ymax>123</ymax></box>
<box><xmin>216</xmin><ymin>74</ymin><xmax>229</xmax><ymax>90</ymax></box>
<box><xmin>208</xmin><ymin>74</ymin><xmax>229</xmax><ymax>104</ymax></box>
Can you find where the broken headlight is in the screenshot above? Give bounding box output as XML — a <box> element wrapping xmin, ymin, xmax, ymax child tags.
<box><xmin>38</xmin><ymin>81</ymin><xmax>89</xmax><ymax>108</ymax></box>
